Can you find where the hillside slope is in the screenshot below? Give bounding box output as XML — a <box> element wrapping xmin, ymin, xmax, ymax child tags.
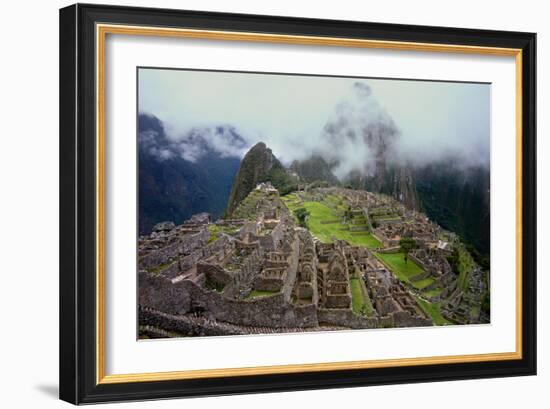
<box><xmin>138</xmin><ymin>114</ymin><xmax>243</xmax><ymax>234</ymax></box>
<box><xmin>226</xmin><ymin>142</ymin><xmax>297</xmax><ymax>215</ymax></box>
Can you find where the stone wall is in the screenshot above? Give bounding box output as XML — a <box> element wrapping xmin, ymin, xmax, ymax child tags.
<box><xmin>317</xmin><ymin>308</ymin><xmax>378</xmax><ymax>329</ymax></box>
<box><xmin>139</xmin><ymin>271</ymin><xmax>191</xmax><ymax>315</ymax></box>
<box><xmin>156</xmin><ymin>234</ymin><xmax>233</xmax><ymax>280</ymax></box>
<box><xmin>198</xmin><ymin>262</ymin><xmax>232</xmax><ymax>287</ymax></box>
<box><xmin>392</xmin><ymin>311</ymin><xmax>432</xmax><ymax>327</ymax></box>
<box><xmin>282</xmin><ymin>233</ymin><xmax>300</xmax><ymax>301</ymax></box>
<box><xmin>253</xmin><ymin>274</ymin><xmax>285</xmax><ymax>292</ymax></box>
<box><xmin>139</xmin><ymin>307</ymin><xmax>246</xmax><ymax>337</ymax></box>
<box><xmin>139</xmin><ymin>228</ymin><xmax>209</xmax><ymax>269</ymax></box>
<box><xmin>139</xmin><ymin>271</ymin><xmax>318</xmax><ymax>328</ymax></box>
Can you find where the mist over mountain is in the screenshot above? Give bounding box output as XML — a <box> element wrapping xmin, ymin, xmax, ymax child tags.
<box><xmin>138</xmin><ymin>114</ymin><xmax>243</xmax><ymax>234</ymax></box>
<box><xmin>289</xmin><ymin>155</ymin><xmax>339</xmax><ymax>185</ymax></box>
<box><xmin>140</xmin><ymin>69</ymin><xmax>489</xmax><ymax>171</ymax></box>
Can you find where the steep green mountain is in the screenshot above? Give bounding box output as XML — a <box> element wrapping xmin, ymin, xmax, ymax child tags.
<box><xmin>226</xmin><ymin>142</ymin><xmax>298</xmax><ymax>216</ymax></box>
<box><xmin>344</xmin><ymin>164</ymin><xmax>420</xmax><ymax>211</ymax></box>
<box><xmin>289</xmin><ymin>155</ymin><xmax>339</xmax><ymax>185</ymax></box>
<box><xmin>138</xmin><ymin>114</ymin><xmax>244</xmax><ymax>234</ymax></box>
<box><xmin>415</xmin><ymin>161</ymin><xmax>490</xmax><ymax>258</ymax></box>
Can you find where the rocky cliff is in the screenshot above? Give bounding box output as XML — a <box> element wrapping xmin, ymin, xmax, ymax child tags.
<box><xmin>226</xmin><ymin>142</ymin><xmax>297</xmax><ymax>215</ymax></box>
<box><xmin>289</xmin><ymin>155</ymin><xmax>339</xmax><ymax>185</ymax></box>
<box><xmin>138</xmin><ymin>114</ymin><xmax>243</xmax><ymax>234</ymax></box>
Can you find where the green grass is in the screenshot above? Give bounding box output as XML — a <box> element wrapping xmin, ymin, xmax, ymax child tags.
<box><xmin>232</xmin><ymin>190</ymin><xmax>267</xmax><ymax>219</ymax></box>
<box><xmin>372</xmin><ymin>215</ymin><xmax>401</xmax><ymax>222</ymax></box>
<box><xmin>284</xmin><ymin>199</ymin><xmax>381</xmax><ymax>248</ymax></box>
<box><xmin>412</xmin><ymin>277</ymin><xmax>435</xmax><ymax>290</ymax></box>
<box><xmin>245</xmin><ymin>290</ymin><xmax>279</xmax><ymax>299</ymax></box>
<box><xmin>415</xmin><ymin>297</ymin><xmax>452</xmax><ymax>326</ymax></box>
<box><xmin>423</xmin><ymin>287</ymin><xmax>444</xmax><ymax>298</ymax></box>
<box><xmin>145</xmin><ymin>259</ymin><xmax>177</xmax><ymax>275</ymax></box>
<box><xmin>207</xmin><ymin>224</ymin><xmax>240</xmax><ymax>243</ymax></box>
<box><xmin>350</xmin><ymin>278</ymin><xmax>375</xmax><ymax>316</ymax></box>
<box><xmin>456</xmin><ymin>245</ymin><xmax>476</xmax><ymax>291</ymax></box>
<box><xmin>375</xmin><ymin>252</ymin><xmax>424</xmax><ymax>285</ymax></box>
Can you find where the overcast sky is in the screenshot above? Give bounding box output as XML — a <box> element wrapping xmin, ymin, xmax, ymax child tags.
<box><xmin>138</xmin><ymin>68</ymin><xmax>490</xmax><ymax>172</ymax></box>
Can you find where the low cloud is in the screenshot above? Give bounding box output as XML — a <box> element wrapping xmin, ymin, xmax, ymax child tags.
<box><xmin>139</xmin><ymin>121</ymin><xmax>248</xmax><ymax>163</ymax></box>
<box><xmin>139</xmin><ymin>68</ymin><xmax>490</xmax><ymax>174</ymax></box>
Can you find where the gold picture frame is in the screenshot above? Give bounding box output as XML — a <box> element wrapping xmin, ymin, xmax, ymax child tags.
<box><xmin>60</xmin><ymin>3</ymin><xmax>536</xmax><ymax>404</ymax></box>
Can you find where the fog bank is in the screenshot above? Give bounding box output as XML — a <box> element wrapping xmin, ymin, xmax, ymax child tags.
<box><xmin>139</xmin><ymin>68</ymin><xmax>490</xmax><ymax>174</ymax></box>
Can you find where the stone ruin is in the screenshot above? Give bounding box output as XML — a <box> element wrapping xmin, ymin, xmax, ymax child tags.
<box><xmin>138</xmin><ymin>186</ymin><xmax>487</xmax><ymax>338</ymax></box>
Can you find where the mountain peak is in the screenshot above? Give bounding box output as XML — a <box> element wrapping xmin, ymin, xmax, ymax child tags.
<box><xmin>289</xmin><ymin>155</ymin><xmax>339</xmax><ymax>185</ymax></box>
<box><xmin>251</xmin><ymin>141</ymin><xmax>267</xmax><ymax>149</ymax></box>
<box><xmin>226</xmin><ymin>142</ymin><xmax>297</xmax><ymax>216</ymax></box>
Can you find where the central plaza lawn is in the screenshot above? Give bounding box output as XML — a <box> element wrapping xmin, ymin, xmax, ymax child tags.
<box><xmin>282</xmin><ymin>194</ymin><xmax>381</xmax><ymax>248</ymax></box>
<box><xmin>375</xmin><ymin>252</ymin><xmax>424</xmax><ymax>283</ymax></box>
<box><xmin>350</xmin><ymin>278</ymin><xmax>375</xmax><ymax>316</ymax></box>
<box><xmin>414</xmin><ymin>297</ymin><xmax>452</xmax><ymax>326</ymax></box>
<box><xmin>301</xmin><ymin>201</ymin><xmax>381</xmax><ymax>248</ymax></box>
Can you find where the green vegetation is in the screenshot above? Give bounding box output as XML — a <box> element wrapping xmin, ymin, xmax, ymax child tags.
<box><xmin>289</xmin><ymin>155</ymin><xmax>339</xmax><ymax>185</ymax></box>
<box><xmin>414</xmin><ymin>162</ymin><xmax>490</xmax><ymax>258</ymax></box>
<box><xmin>375</xmin><ymin>252</ymin><xmax>436</xmax><ymax>291</ymax></box>
<box><xmin>293</xmin><ymin>207</ymin><xmax>310</xmax><ymax>228</ymax></box>
<box><xmin>283</xmin><ymin>194</ymin><xmax>381</xmax><ymax>248</ymax></box>
<box><xmin>207</xmin><ymin>224</ymin><xmax>240</xmax><ymax>243</ymax></box>
<box><xmin>245</xmin><ymin>290</ymin><xmax>279</xmax><ymax>299</ymax></box>
<box><xmin>145</xmin><ymin>259</ymin><xmax>177</xmax><ymax>275</ymax></box>
<box><xmin>226</xmin><ymin>142</ymin><xmax>298</xmax><ymax>215</ymax></box>
<box><xmin>465</xmin><ymin>242</ymin><xmax>490</xmax><ymax>271</ymax></box>
<box><xmin>373</xmin><ymin>215</ymin><xmax>401</xmax><ymax>222</ymax></box>
<box><xmin>375</xmin><ymin>252</ymin><xmax>423</xmax><ymax>283</ymax></box>
<box><xmin>415</xmin><ymin>297</ymin><xmax>452</xmax><ymax>326</ymax></box>
<box><xmin>399</xmin><ymin>237</ymin><xmax>417</xmax><ymax>264</ymax></box>
<box><xmin>304</xmin><ymin>202</ymin><xmax>380</xmax><ymax>247</ymax></box>
<box><xmin>413</xmin><ymin>277</ymin><xmax>436</xmax><ymax>290</ymax></box>
<box><xmin>350</xmin><ymin>278</ymin><xmax>375</xmax><ymax>316</ymax></box>
<box><xmin>232</xmin><ymin>189</ymin><xmax>286</xmax><ymax>220</ymax></box>
<box><xmin>482</xmin><ymin>292</ymin><xmax>490</xmax><ymax>313</ymax></box>
<box><xmin>204</xmin><ymin>276</ymin><xmax>225</xmax><ymax>292</ymax></box>
<box><xmin>423</xmin><ymin>287</ymin><xmax>444</xmax><ymax>298</ymax></box>
<box><xmin>447</xmin><ymin>244</ymin><xmax>476</xmax><ymax>291</ymax></box>
<box><xmin>266</xmin><ymin>167</ymin><xmax>299</xmax><ymax>196</ymax></box>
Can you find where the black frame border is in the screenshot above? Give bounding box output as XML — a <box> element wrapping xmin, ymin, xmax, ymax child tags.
<box><xmin>59</xmin><ymin>3</ymin><xmax>536</xmax><ymax>404</ymax></box>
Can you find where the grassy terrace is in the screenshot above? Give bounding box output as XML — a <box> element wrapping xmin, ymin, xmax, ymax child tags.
<box><xmin>374</xmin><ymin>252</ymin><xmax>435</xmax><ymax>290</ymax></box>
<box><xmin>145</xmin><ymin>259</ymin><xmax>177</xmax><ymax>275</ymax></box>
<box><xmin>423</xmin><ymin>287</ymin><xmax>444</xmax><ymax>298</ymax></box>
<box><xmin>282</xmin><ymin>194</ymin><xmax>381</xmax><ymax>249</ymax></box>
<box><xmin>413</xmin><ymin>277</ymin><xmax>436</xmax><ymax>290</ymax></box>
<box><xmin>232</xmin><ymin>189</ymin><xmax>280</xmax><ymax>220</ymax></box>
<box><xmin>245</xmin><ymin>290</ymin><xmax>279</xmax><ymax>299</ymax></box>
<box><xmin>350</xmin><ymin>278</ymin><xmax>375</xmax><ymax>317</ymax></box>
<box><xmin>456</xmin><ymin>245</ymin><xmax>476</xmax><ymax>291</ymax></box>
<box><xmin>207</xmin><ymin>224</ymin><xmax>240</xmax><ymax>243</ymax></box>
<box><xmin>415</xmin><ymin>297</ymin><xmax>452</xmax><ymax>326</ymax></box>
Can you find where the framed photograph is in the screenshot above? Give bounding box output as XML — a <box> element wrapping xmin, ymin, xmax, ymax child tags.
<box><xmin>59</xmin><ymin>3</ymin><xmax>536</xmax><ymax>404</ymax></box>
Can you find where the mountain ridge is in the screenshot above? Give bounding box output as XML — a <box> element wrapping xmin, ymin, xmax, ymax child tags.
<box><xmin>225</xmin><ymin>142</ymin><xmax>298</xmax><ymax>216</ymax></box>
<box><xmin>138</xmin><ymin>113</ymin><xmax>244</xmax><ymax>234</ymax></box>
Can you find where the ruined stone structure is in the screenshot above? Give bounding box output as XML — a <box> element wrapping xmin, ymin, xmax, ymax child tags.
<box><xmin>139</xmin><ymin>184</ymin><xmax>488</xmax><ymax>338</ymax></box>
